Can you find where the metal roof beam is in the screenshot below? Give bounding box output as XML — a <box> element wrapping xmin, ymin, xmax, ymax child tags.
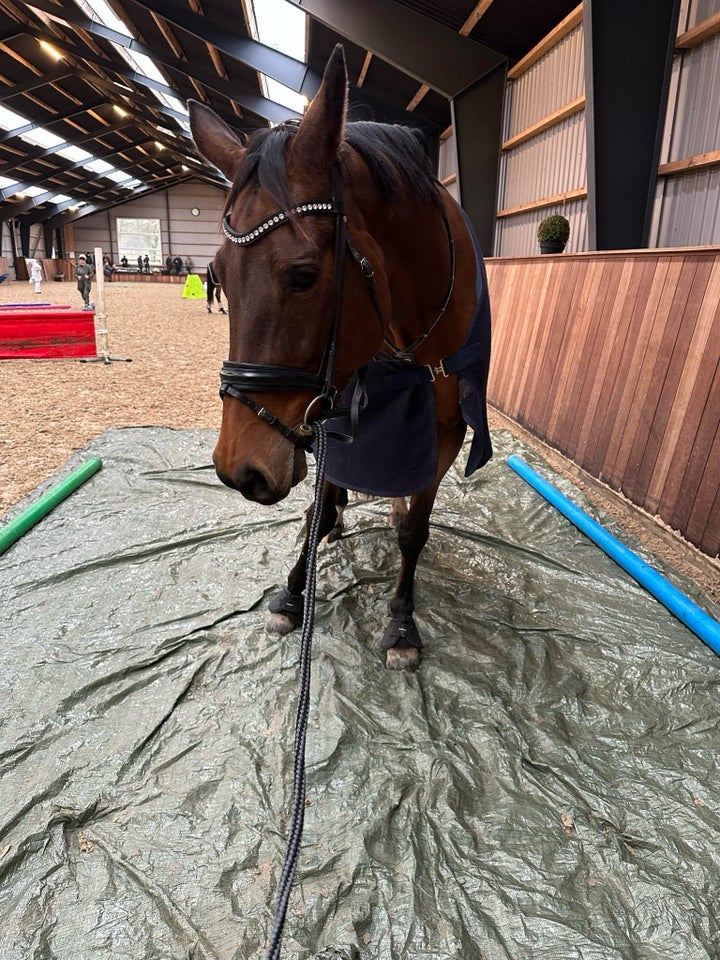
<box><xmin>38</xmin><ymin>174</ymin><xmax>197</xmax><ymax>227</ymax></box>
<box><xmin>0</xmin><ymin>98</ymin><xmax>107</xmax><ymax>144</ymax></box>
<box><xmin>23</xmin><ymin>0</ymin><xmax>298</xmax><ymax>124</ymax></box>
<box><xmin>0</xmin><ymin>65</ymin><xmax>74</xmax><ymax>98</ymax></box>
<box><xmin>289</xmin><ymin>0</ymin><xmax>505</xmax><ymax>97</ymax></box>
<box><xmin>0</xmin><ymin>120</ymin><xmax>134</xmax><ymax>178</ymax></box>
<box><xmin>0</xmin><ymin>135</ymin><xmax>165</xmax><ymax>201</ymax></box>
<box><xmin>129</xmin><ymin>0</ymin><xmax>320</xmax><ymax>97</ymax></box>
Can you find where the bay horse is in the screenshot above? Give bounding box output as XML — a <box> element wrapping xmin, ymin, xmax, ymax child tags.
<box><xmin>189</xmin><ymin>45</ymin><xmax>492</xmax><ymax>671</ymax></box>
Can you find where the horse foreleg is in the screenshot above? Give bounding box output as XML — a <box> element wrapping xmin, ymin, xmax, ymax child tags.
<box><xmin>383</xmin><ymin>423</ymin><xmax>466</xmax><ymax>671</ymax></box>
<box><xmin>382</xmin><ymin>487</ymin><xmax>435</xmax><ymax>671</ymax></box>
<box><xmin>323</xmin><ymin>486</ymin><xmax>348</xmax><ymax>543</ymax></box>
<box><xmin>267</xmin><ymin>481</ymin><xmax>344</xmax><ymax>636</ymax></box>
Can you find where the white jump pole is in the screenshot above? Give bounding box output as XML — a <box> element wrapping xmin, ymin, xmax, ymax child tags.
<box><xmin>80</xmin><ymin>247</ymin><xmax>132</xmax><ymax>364</ymax></box>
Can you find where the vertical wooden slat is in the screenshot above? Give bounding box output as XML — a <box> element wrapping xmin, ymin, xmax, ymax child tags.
<box><xmin>606</xmin><ymin>256</ymin><xmax>694</xmax><ymax>488</ymax></box>
<box><xmin>515</xmin><ymin>261</ymin><xmax>563</xmax><ymax>418</ymax></box>
<box><xmin>624</xmin><ymin>256</ymin><xmax>702</xmax><ymax>506</ymax></box>
<box><xmin>545</xmin><ymin>259</ymin><xmax>605</xmax><ymax>441</ymax></box>
<box><xmin>573</xmin><ymin>258</ymin><xmax>637</xmax><ymax>465</ymax></box>
<box><xmin>582</xmin><ymin>259</ymin><xmax>659</xmax><ymax>481</ymax></box>
<box><xmin>663</xmin><ymin>297</ymin><xmax>720</xmax><ymax>532</ymax></box>
<box><xmin>645</xmin><ymin>259</ymin><xmax>720</xmax><ymax>514</ymax></box>
<box><xmin>693</xmin><ymin>439</ymin><xmax>720</xmax><ymax>556</ymax></box>
<box><xmin>564</xmin><ymin>258</ymin><xmax>626</xmax><ymax>461</ymax></box>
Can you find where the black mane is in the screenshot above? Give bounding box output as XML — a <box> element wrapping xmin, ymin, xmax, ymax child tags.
<box><xmin>226</xmin><ymin>120</ymin><xmax>441</xmax><ymax>213</ymax></box>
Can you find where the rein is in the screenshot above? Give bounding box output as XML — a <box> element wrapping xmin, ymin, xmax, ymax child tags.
<box><xmin>263</xmin><ymin>422</ymin><xmax>327</xmax><ymax>960</ymax></box>
<box><xmin>218</xmin><ymin>168</ymin><xmax>456</xmax><ymax>448</ymax></box>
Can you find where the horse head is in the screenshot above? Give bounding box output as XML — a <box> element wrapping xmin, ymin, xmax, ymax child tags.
<box><xmin>189</xmin><ymin>45</ymin><xmax>386</xmax><ymax>504</ymax></box>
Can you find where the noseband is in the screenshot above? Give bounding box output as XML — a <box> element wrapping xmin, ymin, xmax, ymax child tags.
<box><xmin>218</xmin><ymin>165</ymin><xmax>456</xmax><ymax>451</ymax></box>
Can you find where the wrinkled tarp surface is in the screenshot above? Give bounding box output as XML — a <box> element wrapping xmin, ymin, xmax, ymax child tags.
<box><xmin>1</xmin><ymin>426</ymin><xmax>719</xmax><ymax>960</ymax></box>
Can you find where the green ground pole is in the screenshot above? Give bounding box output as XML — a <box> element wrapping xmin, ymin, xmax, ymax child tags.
<box><xmin>0</xmin><ymin>458</ymin><xmax>103</xmax><ymax>555</ymax></box>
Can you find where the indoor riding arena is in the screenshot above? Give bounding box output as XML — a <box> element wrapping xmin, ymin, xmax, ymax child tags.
<box><xmin>1</xmin><ymin>3</ymin><xmax>719</xmax><ymax>960</ymax></box>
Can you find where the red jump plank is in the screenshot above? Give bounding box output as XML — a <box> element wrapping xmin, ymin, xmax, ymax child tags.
<box><xmin>0</xmin><ymin>310</ymin><xmax>97</xmax><ymax>359</ymax></box>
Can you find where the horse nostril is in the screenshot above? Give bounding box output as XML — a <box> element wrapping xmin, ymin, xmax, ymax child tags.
<box><xmin>235</xmin><ymin>465</ymin><xmax>281</xmax><ymax>504</ymax></box>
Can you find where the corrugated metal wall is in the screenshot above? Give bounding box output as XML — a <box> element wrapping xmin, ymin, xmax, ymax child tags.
<box><xmin>507</xmin><ymin>27</ymin><xmax>585</xmax><ymax>136</ymax></box>
<box><xmin>495</xmin><ymin>202</ymin><xmax>589</xmax><ymax>257</ymax></box>
<box><xmin>438</xmin><ymin>133</ymin><xmax>459</xmax><ymax>203</ymax></box>
<box><xmin>494</xmin><ymin>22</ymin><xmax>587</xmax><ymax>256</ymax></box>
<box><xmin>72</xmin><ymin>181</ymin><xmax>226</xmax><ymax>268</ymax></box>
<box><xmin>501</xmin><ymin>115</ymin><xmax>587</xmax><ymax>208</ymax></box>
<box><xmin>650</xmin><ymin>0</ymin><xmax>720</xmax><ymax>246</ymax></box>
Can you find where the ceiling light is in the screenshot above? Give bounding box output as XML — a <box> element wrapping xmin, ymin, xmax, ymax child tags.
<box><xmin>154</xmin><ymin>141</ymin><xmax>165</xmax><ymax>150</ymax></box>
<box><xmin>39</xmin><ymin>40</ymin><xmax>64</xmax><ymax>61</ymax></box>
<box><xmin>113</xmin><ymin>105</ymin><xmax>128</xmax><ymax>117</ymax></box>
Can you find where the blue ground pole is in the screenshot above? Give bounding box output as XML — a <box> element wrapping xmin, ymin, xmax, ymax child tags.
<box><xmin>507</xmin><ymin>454</ymin><xmax>720</xmax><ymax>657</ymax></box>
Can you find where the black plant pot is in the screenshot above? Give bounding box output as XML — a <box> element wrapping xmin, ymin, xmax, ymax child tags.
<box><xmin>539</xmin><ymin>241</ymin><xmax>566</xmax><ymax>254</ymax></box>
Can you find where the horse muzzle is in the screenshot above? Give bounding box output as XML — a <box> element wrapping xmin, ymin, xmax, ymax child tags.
<box><xmin>213</xmin><ymin>437</ymin><xmax>307</xmax><ymax>505</ymax></box>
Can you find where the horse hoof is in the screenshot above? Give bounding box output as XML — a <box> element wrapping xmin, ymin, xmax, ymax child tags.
<box><xmin>322</xmin><ymin>524</ymin><xmax>343</xmax><ymax>544</ymax></box>
<box><xmin>381</xmin><ymin>614</ymin><xmax>422</xmax><ymax>671</ymax></box>
<box><xmin>267</xmin><ymin>588</ymin><xmax>303</xmax><ymax>636</ymax></box>
<box><xmin>385</xmin><ymin>645</ymin><xmax>420</xmax><ymax>671</ymax></box>
<box><xmin>267</xmin><ymin>612</ymin><xmax>298</xmax><ymax>636</ymax></box>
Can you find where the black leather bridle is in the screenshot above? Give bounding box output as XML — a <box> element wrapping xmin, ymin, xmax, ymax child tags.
<box><xmin>218</xmin><ymin>165</ymin><xmax>359</xmax><ymax>450</ymax></box>
<box><xmin>218</xmin><ymin>164</ymin><xmax>456</xmax><ymax>451</ymax></box>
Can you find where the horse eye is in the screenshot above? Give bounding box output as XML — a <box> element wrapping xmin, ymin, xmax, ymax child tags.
<box><xmin>284</xmin><ymin>263</ymin><xmax>319</xmax><ymax>293</ymax></box>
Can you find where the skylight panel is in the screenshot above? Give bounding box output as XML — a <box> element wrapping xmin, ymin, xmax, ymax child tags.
<box><xmin>106</xmin><ymin>170</ymin><xmax>131</xmax><ymax>183</ymax></box>
<box><xmin>57</xmin><ymin>145</ymin><xmax>93</xmax><ymax>163</ymax></box>
<box><xmin>50</xmin><ymin>193</ymin><xmax>72</xmax><ymax>204</ymax></box>
<box><xmin>26</xmin><ymin>186</ymin><xmax>49</xmax><ymax>197</ymax></box>
<box><xmin>247</xmin><ymin>0</ymin><xmax>308</xmax><ymax>117</ymax></box>
<box><xmin>21</xmin><ymin>128</ymin><xmax>65</xmax><ymax>148</ymax></box>
<box><xmin>0</xmin><ymin>105</ymin><xmax>28</xmax><ymax>132</ymax></box>
<box><xmin>74</xmin><ymin>0</ymin><xmax>131</xmax><ymax>37</ymax></box>
<box><xmin>84</xmin><ymin>158</ymin><xmax>114</xmax><ymax>174</ymax></box>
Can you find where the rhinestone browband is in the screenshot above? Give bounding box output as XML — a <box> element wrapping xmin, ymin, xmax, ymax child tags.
<box><xmin>221</xmin><ymin>201</ymin><xmax>339</xmax><ymax>246</ymax></box>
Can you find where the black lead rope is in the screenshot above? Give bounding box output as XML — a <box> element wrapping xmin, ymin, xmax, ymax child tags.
<box><xmin>264</xmin><ymin>421</ymin><xmax>327</xmax><ymax>960</ymax></box>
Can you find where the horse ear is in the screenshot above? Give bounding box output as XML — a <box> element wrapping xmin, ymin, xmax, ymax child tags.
<box><xmin>188</xmin><ymin>100</ymin><xmax>246</xmax><ymax>182</ymax></box>
<box><xmin>290</xmin><ymin>44</ymin><xmax>347</xmax><ymax>174</ymax></box>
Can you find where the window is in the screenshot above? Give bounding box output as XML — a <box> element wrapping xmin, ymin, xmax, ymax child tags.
<box><xmin>117</xmin><ymin>217</ymin><xmax>162</xmax><ymax>263</ymax></box>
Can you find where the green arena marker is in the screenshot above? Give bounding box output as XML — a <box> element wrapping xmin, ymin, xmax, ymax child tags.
<box><xmin>0</xmin><ymin>458</ymin><xmax>102</xmax><ymax>555</ymax></box>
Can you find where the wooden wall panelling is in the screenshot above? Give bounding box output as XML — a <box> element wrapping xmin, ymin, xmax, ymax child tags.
<box><xmin>587</xmin><ymin>257</ymin><xmax>668</xmax><ymax>489</ymax></box>
<box><xmin>674</xmin><ymin>353</ymin><xmax>720</xmax><ymax>550</ymax></box>
<box><xmin>545</xmin><ymin>258</ymin><xmax>604</xmax><ymax>441</ymax></box>
<box><xmin>515</xmin><ymin>261</ymin><xmax>564</xmax><ymax>418</ymax></box>
<box><xmin>688</xmin><ymin>425</ymin><xmax>720</xmax><ymax>555</ymax></box>
<box><xmin>662</xmin><ymin>279</ymin><xmax>720</xmax><ymax>532</ymax></box>
<box><xmin>487</xmin><ymin>260</ymin><xmax>535</xmax><ymax>418</ymax></box>
<box><xmin>631</xmin><ymin>256</ymin><xmax>714</xmax><ymax>508</ymax></box>
<box><xmin>485</xmin><ymin>249</ymin><xmax>720</xmax><ymax>557</ymax></box>
<box><xmin>563</xmin><ymin>257</ymin><xmax>627</xmax><ymax>462</ymax></box>
<box><xmin>620</xmin><ymin>255</ymin><xmax>697</xmax><ymax>504</ymax></box>
<box><xmin>645</xmin><ymin>259</ymin><xmax>720</xmax><ymax>515</ymax></box>
<box><xmin>529</xmin><ymin>258</ymin><xmax>588</xmax><ymax>434</ymax></box>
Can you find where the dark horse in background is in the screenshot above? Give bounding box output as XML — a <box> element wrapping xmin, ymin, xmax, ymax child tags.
<box><xmin>189</xmin><ymin>46</ymin><xmax>492</xmax><ymax>671</ymax></box>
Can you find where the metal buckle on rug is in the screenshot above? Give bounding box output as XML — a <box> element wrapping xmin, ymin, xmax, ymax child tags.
<box><xmin>426</xmin><ymin>359</ymin><xmax>448</xmax><ymax>382</ymax></box>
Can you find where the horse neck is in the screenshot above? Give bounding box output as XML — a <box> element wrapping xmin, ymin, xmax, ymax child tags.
<box><xmin>351</xmin><ymin>187</ymin><xmax>466</xmax><ymax>353</ymax></box>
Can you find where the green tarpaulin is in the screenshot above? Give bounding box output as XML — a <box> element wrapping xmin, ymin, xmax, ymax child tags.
<box><xmin>1</xmin><ymin>427</ymin><xmax>718</xmax><ymax>959</ymax></box>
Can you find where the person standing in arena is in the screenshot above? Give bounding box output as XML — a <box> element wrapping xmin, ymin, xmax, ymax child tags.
<box><xmin>75</xmin><ymin>253</ymin><xmax>94</xmax><ymax>309</ymax></box>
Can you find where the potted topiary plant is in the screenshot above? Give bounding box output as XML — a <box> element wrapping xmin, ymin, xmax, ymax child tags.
<box><xmin>537</xmin><ymin>214</ymin><xmax>570</xmax><ymax>254</ymax></box>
